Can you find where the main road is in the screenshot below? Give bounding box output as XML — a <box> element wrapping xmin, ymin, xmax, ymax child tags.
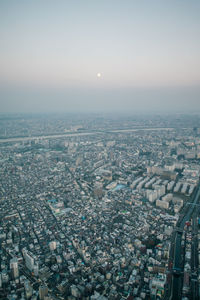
<box><xmin>170</xmin><ymin>185</ymin><xmax>200</xmax><ymax>299</ymax></box>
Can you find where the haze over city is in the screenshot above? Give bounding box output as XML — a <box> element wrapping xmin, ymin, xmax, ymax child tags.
<box><xmin>1</xmin><ymin>2</ymin><xmax>200</xmax><ymax>299</ymax></box>
<box><xmin>0</xmin><ymin>0</ymin><xmax>200</xmax><ymax>113</ymax></box>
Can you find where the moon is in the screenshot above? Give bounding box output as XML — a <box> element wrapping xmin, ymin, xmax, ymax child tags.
<box><xmin>97</xmin><ymin>73</ymin><xmax>101</xmax><ymax>78</ymax></box>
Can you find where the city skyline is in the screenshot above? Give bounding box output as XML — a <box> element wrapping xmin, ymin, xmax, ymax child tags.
<box><xmin>0</xmin><ymin>113</ymin><xmax>200</xmax><ymax>298</ymax></box>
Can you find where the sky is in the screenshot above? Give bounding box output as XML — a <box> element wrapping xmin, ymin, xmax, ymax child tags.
<box><xmin>0</xmin><ymin>0</ymin><xmax>200</xmax><ymax>114</ymax></box>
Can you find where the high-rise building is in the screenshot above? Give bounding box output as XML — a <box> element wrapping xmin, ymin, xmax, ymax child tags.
<box><xmin>39</xmin><ymin>285</ymin><xmax>48</xmax><ymax>300</ymax></box>
<box><xmin>10</xmin><ymin>257</ymin><xmax>19</xmax><ymax>279</ymax></box>
<box><xmin>22</xmin><ymin>249</ymin><xmax>38</xmax><ymax>272</ymax></box>
<box><xmin>33</xmin><ymin>263</ymin><xmax>39</xmax><ymax>276</ymax></box>
<box><xmin>24</xmin><ymin>280</ymin><xmax>33</xmax><ymax>299</ymax></box>
<box><xmin>49</xmin><ymin>241</ymin><xmax>57</xmax><ymax>251</ymax></box>
<box><xmin>1</xmin><ymin>270</ymin><xmax>9</xmax><ymax>283</ymax></box>
<box><xmin>24</xmin><ymin>251</ymin><xmax>34</xmax><ymax>271</ymax></box>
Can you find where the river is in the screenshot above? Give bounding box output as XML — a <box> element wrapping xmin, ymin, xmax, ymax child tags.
<box><xmin>0</xmin><ymin>127</ymin><xmax>174</xmax><ymax>144</ymax></box>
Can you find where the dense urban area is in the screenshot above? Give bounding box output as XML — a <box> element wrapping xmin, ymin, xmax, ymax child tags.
<box><xmin>0</xmin><ymin>113</ymin><xmax>200</xmax><ymax>300</ymax></box>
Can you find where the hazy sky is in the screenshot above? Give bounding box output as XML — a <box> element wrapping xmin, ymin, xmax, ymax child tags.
<box><xmin>0</xmin><ymin>0</ymin><xmax>200</xmax><ymax>113</ymax></box>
